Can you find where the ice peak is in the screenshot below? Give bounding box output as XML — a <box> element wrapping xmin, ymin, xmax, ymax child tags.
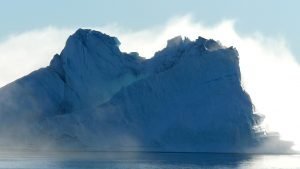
<box><xmin>63</xmin><ymin>29</ymin><xmax>121</xmax><ymax>52</ymax></box>
<box><xmin>73</xmin><ymin>28</ymin><xmax>93</xmax><ymax>40</ymax></box>
<box><xmin>167</xmin><ymin>36</ymin><xmax>183</xmax><ymax>47</ymax></box>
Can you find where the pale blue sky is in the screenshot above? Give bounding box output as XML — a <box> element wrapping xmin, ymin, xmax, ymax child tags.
<box><xmin>1</xmin><ymin>0</ymin><xmax>299</xmax><ymax>58</ymax></box>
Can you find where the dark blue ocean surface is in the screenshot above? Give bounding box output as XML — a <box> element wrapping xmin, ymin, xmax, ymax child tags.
<box><xmin>0</xmin><ymin>152</ymin><xmax>299</xmax><ymax>169</ymax></box>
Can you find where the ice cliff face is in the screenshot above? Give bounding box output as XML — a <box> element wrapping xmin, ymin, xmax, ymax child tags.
<box><xmin>0</xmin><ymin>29</ymin><xmax>289</xmax><ymax>152</ymax></box>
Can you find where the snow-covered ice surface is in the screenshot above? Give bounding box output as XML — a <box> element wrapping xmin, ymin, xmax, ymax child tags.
<box><xmin>0</xmin><ymin>29</ymin><xmax>293</xmax><ymax>153</ymax></box>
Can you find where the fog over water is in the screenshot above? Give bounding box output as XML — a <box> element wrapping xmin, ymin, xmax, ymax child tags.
<box><xmin>0</xmin><ymin>152</ymin><xmax>300</xmax><ymax>169</ymax></box>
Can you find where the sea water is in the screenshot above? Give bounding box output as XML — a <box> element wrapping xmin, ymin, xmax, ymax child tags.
<box><xmin>0</xmin><ymin>152</ymin><xmax>299</xmax><ymax>169</ymax></box>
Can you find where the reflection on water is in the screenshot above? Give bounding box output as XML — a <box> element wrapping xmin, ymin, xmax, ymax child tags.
<box><xmin>0</xmin><ymin>152</ymin><xmax>299</xmax><ymax>169</ymax></box>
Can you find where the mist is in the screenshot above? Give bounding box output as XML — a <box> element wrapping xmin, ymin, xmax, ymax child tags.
<box><xmin>0</xmin><ymin>15</ymin><xmax>300</xmax><ymax>150</ymax></box>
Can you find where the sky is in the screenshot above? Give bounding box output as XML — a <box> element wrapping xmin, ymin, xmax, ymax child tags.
<box><xmin>1</xmin><ymin>0</ymin><xmax>300</xmax><ymax>150</ymax></box>
<box><xmin>0</xmin><ymin>0</ymin><xmax>299</xmax><ymax>58</ymax></box>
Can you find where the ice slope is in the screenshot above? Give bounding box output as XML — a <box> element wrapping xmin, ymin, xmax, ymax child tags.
<box><xmin>50</xmin><ymin>29</ymin><xmax>145</xmax><ymax>111</ymax></box>
<box><xmin>0</xmin><ymin>29</ymin><xmax>290</xmax><ymax>152</ymax></box>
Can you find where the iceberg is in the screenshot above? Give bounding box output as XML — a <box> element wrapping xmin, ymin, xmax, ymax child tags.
<box><xmin>0</xmin><ymin>29</ymin><xmax>292</xmax><ymax>153</ymax></box>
